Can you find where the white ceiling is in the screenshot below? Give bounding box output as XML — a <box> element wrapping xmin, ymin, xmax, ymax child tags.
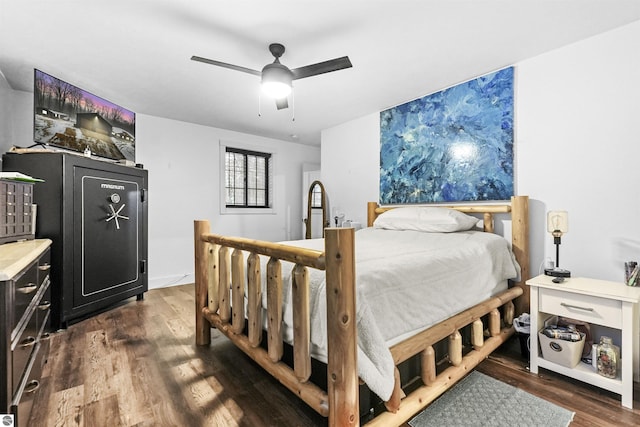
<box><xmin>1</xmin><ymin>1</ymin><xmax>640</xmax><ymax>146</ymax></box>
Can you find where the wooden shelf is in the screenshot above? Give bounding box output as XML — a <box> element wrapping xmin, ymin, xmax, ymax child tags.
<box><xmin>537</xmin><ymin>356</ymin><xmax>623</xmax><ymax>395</ymax></box>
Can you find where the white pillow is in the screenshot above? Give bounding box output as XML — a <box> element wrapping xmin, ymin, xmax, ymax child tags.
<box><xmin>373</xmin><ymin>206</ymin><xmax>479</xmax><ymax>233</ymax></box>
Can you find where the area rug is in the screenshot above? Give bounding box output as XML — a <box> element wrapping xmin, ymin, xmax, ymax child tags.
<box><xmin>408</xmin><ymin>371</ymin><xmax>574</xmax><ymax>427</ymax></box>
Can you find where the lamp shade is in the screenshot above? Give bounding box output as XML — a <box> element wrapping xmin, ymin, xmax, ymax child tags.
<box><xmin>261</xmin><ymin>62</ymin><xmax>293</xmax><ymax>99</ymax></box>
<box><xmin>547</xmin><ymin>210</ymin><xmax>568</xmax><ymax>234</ymax></box>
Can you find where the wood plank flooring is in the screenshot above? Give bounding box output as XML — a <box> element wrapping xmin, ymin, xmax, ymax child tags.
<box><xmin>28</xmin><ymin>284</ymin><xmax>640</xmax><ymax>426</ymax></box>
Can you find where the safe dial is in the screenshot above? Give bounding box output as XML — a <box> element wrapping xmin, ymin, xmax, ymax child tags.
<box><xmin>110</xmin><ymin>193</ymin><xmax>121</xmax><ymax>203</ymax></box>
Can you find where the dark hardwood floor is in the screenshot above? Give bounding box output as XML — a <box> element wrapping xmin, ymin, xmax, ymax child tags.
<box><xmin>28</xmin><ymin>284</ymin><xmax>640</xmax><ymax>426</ymax></box>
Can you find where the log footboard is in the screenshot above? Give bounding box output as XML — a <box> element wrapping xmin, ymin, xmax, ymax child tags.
<box><xmin>195</xmin><ymin>221</ymin><xmax>358</xmax><ymax>423</ymax></box>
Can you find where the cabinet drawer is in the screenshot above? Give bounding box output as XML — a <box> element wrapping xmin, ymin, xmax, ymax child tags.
<box><xmin>11</xmin><ymin>341</ymin><xmax>44</xmax><ymax>427</ymax></box>
<box><xmin>13</xmin><ymin>265</ymin><xmax>39</xmax><ymax>332</ymax></box>
<box><xmin>11</xmin><ymin>308</ymin><xmax>38</xmax><ymax>394</ymax></box>
<box><xmin>539</xmin><ymin>288</ymin><xmax>622</xmax><ymax>329</ymax></box>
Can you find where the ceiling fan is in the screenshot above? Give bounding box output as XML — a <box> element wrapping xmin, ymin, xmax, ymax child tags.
<box><xmin>191</xmin><ymin>43</ymin><xmax>352</xmax><ymax>110</ymax></box>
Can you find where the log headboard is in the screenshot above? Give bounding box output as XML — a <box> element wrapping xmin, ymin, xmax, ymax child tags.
<box><xmin>366</xmin><ymin>195</ymin><xmax>530</xmax><ymax>315</ymax></box>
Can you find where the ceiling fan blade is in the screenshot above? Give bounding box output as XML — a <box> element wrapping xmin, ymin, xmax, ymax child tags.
<box><xmin>191</xmin><ymin>55</ymin><xmax>261</xmax><ymax>76</ymax></box>
<box><xmin>291</xmin><ymin>56</ymin><xmax>352</xmax><ymax>80</ymax></box>
<box><xmin>275</xmin><ymin>98</ymin><xmax>289</xmax><ymax>110</ymax></box>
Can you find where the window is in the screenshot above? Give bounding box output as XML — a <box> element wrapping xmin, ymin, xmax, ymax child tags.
<box><xmin>225</xmin><ymin>147</ymin><xmax>271</xmax><ymax>208</ymax></box>
<box><xmin>310</xmin><ymin>182</ymin><xmax>323</xmax><ymax>208</ymax></box>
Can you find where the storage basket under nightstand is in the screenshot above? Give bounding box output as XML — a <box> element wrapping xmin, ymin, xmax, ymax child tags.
<box><xmin>538</xmin><ymin>331</ymin><xmax>585</xmax><ymax>368</ymax></box>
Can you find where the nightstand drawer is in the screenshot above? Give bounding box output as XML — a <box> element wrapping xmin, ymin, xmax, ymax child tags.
<box><xmin>539</xmin><ymin>288</ymin><xmax>622</xmax><ymax>329</ymax></box>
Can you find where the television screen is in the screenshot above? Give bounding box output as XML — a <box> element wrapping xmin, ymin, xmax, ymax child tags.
<box><xmin>33</xmin><ymin>69</ymin><xmax>135</xmax><ymax>162</ymax></box>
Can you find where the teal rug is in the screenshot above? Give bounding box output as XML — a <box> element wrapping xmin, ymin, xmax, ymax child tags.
<box><xmin>408</xmin><ymin>371</ymin><xmax>574</xmax><ymax>427</ymax></box>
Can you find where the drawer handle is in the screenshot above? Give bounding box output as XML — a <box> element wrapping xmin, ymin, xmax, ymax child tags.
<box><xmin>24</xmin><ymin>380</ymin><xmax>40</xmax><ymax>394</ymax></box>
<box><xmin>38</xmin><ymin>301</ymin><xmax>51</xmax><ymax>310</ymax></box>
<box><xmin>20</xmin><ymin>336</ymin><xmax>37</xmax><ymax>347</ymax></box>
<box><xmin>16</xmin><ymin>283</ymin><xmax>38</xmax><ymax>294</ymax></box>
<box><xmin>38</xmin><ymin>264</ymin><xmax>51</xmax><ymax>271</ymax></box>
<box><xmin>560</xmin><ymin>302</ymin><xmax>594</xmax><ymax>312</ymax></box>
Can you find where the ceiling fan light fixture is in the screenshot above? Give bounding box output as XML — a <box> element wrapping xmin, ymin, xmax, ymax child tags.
<box><xmin>262</xmin><ymin>81</ymin><xmax>291</xmax><ymax>99</ymax></box>
<box><xmin>192</xmin><ymin>42</ymin><xmax>352</xmax><ymax>110</ymax></box>
<box><xmin>261</xmin><ymin>63</ymin><xmax>293</xmax><ymax>99</ymax></box>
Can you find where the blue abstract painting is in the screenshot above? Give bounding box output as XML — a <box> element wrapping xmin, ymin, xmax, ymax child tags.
<box><xmin>380</xmin><ymin>67</ymin><xmax>514</xmax><ymax>204</ymax></box>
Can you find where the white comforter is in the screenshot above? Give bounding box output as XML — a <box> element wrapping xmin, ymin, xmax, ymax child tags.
<box><xmin>257</xmin><ymin>227</ymin><xmax>520</xmax><ymax>401</ymax></box>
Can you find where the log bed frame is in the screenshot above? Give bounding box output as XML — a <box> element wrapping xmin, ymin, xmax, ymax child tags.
<box><xmin>194</xmin><ymin>195</ymin><xmax>529</xmax><ymax>426</ymax></box>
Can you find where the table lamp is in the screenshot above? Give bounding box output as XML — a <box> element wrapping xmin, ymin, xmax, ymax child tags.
<box><xmin>544</xmin><ymin>210</ymin><xmax>571</xmax><ymax>281</ymax></box>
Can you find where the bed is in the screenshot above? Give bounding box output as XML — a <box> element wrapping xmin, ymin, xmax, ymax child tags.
<box><xmin>194</xmin><ymin>195</ymin><xmax>529</xmax><ymax>426</ymax></box>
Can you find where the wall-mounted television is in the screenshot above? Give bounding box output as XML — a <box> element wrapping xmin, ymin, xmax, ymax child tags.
<box><xmin>33</xmin><ymin>69</ymin><xmax>135</xmax><ymax>162</ymax></box>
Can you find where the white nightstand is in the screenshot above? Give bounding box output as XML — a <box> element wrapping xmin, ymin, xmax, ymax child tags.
<box><xmin>527</xmin><ymin>274</ymin><xmax>640</xmax><ymax>408</ymax></box>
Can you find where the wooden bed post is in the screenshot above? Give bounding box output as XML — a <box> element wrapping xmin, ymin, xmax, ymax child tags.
<box><xmin>367</xmin><ymin>202</ymin><xmax>378</xmax><ymax>227</ymax></box>
<box><xmin>325</xmin><ymin>227</ymin><xmax>359</xmax><ymax>427</ymax></box>
<box><xmin>194</xmin><ymin>220</ymin><xmax>211</xmax><ymax>346</ymax></box>
<box><xmin>511</xmin><ymin>195</ymin><xmax>530</xmax><ymax>315</ymax></box>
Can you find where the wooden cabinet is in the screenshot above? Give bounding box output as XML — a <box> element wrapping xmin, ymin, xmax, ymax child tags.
<box><xmin>0</xmin><ymin>239</ymin><xmax>52</xmax><ymax>426</ymax></box>
<box><xmin>527</xmin><ymin>274</ymin><xmax>640</xmax><ymax>408</ymax></box>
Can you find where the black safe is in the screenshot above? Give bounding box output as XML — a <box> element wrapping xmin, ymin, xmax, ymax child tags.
<box><xmin>2</xmin><ymin>152</ymin><xmax>148</xmax><ymax>329</ymax></box>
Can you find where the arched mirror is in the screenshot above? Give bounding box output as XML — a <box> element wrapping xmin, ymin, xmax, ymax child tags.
<box><xmin>304</xmin><ymin>180</ymin><xmax>328</xmax><ymax>239</ymax></box>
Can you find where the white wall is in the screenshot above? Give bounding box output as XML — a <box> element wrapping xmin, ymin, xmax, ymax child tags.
<box><xmin>321</xmin><ymin>20</ymin><xmax>640</xmax><ymax>283</ymax></box>
<box><xmin>137</xmin><ymin>114</ymin><xmax>320</xmax><ymax>288</ymax></box>
<box><xmin>0</xmin><ymin>70</ymin><xmax>15</xmax><ymax>150</ymax></box>
<box><xmin>321</xmin><ymin>113</ymin><xmax>380</xmax><ymax>226</ymax></box>
<box><xmin>0</xmin><ymin>82</ymin><xmax>34</xmax><ymax>153</ymax></box>
<box><xmin>516</xmin><ymin>20</ymin><xmax>640</xmax><ymax>281</ymax></box>
<box><xmin>0</xmin><ymin>82</ymin><xmax>320</xmax><ymax>289</ymax></box>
